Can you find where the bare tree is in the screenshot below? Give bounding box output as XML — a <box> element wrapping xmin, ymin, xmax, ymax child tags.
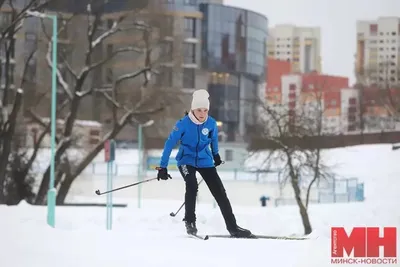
<box><xmin>29</xmin><ymin>0</ymin><xmax>175</xmax><ymax>204</ymax></box>
<box><xmin>249</xmin><ymin>80</ymin><xmax>336</xmax><ymax>235</ymax></box>
<box><xmin>0</xmin><ymin>0</ymin><xmax>54</xmax><ymax>204</ymax></box>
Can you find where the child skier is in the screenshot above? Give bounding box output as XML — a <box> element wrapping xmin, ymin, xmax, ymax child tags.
<box><xmin>156</xmin><ymin>89</ymin><xmax>252</xmax><ymax>238</ymax></box>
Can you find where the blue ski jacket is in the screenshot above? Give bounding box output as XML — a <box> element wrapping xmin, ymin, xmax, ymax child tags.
<box><xmin>159</xmin><ymin>115</ymin><xmax>219</xmax><ymax>168</ymax></box>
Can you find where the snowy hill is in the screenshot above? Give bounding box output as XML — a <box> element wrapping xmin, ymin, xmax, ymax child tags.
<box><xmin>1</xmin><ymin>144</ymin><xmax>399</xmax><ymax>267</ymax></box>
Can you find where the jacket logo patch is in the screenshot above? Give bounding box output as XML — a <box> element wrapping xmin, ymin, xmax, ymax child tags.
<box><xmin>173</xmin><ymin>126</ymin><xmax>178</xmax><ymax>131</ymax></box>
<box><xmin>201</xmin><ymin>128</ymin><xmax>209</xmax><ymax>135</ymax></box>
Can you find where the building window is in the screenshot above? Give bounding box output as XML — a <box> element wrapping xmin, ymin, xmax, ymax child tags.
<box><xmin>370</xmin><ymin>24</ymin><xmax>378</xmax><ymax>35</ymax></box>
<box><xmin>90</xmin><ymin>129</ymin><xmax>100</xmax><ymax>136</ymax></box>
<box><xmin>183</xmin><ymin>43</ymin><xmax>196</xmax><ymax>64</ymax></box>
<box><xmin>157</xmin><ymin>67</ymin><xmax>173</xmax><ymax>87</ymax></box>
<box><xmin>348</xmin><ymin>107</ymin><xmax>356</xmax><ymax>113</ymax></box>
<box><xmin>348</xmin><ymin>125</ymin><xmax>356</xmax><ymax>131</ymax></box>
<box><xmin>0</xmin><ymin>12</ymin><xmax>12</xmax><ymax>26</ymax></box>
<box><xmin>161</xmin><ymin>41</ymin><xmax>173</xmax><ymax>61</ymax></box>
<box><xmin>183</xmin><ymin>68</ymin><xmax>195</xmax><ymax>88</ymax></box>
<box><xmin>57</xmin><ymin>91</ymin><xmax>68</xmax><ymax>106</ymax></box>
<box><xmin>349</xmin><ymin>98</ymin><xmax>356</xmax><ymax>105</ymax></box>
<box><xmin>107</xmin><ymin>44</ymin><xmax>113</xmax><ymax>58</ymax></box>
<box><xmin>225</xmin><ymin>149</ymin><xmax>233</xmax><ymax>161</ymax></box>
<box><xmin>1</xmin><ymin>63</ymin><xmax>14</xmax><ymax>85</ymax></box>
<box><xmin>183</xmin><ymin>17</ymin><xmax>196</xmax><ymax>38</ymax></box>
<box><xmin>89</xmin><ymin>138</ymin><xmax>99</xmax><ymax>145</ymax></box>
<box><xmin>107</xmin><ymin>19</ymin><xmax>113</xmax><ymax>29</ymax></box>
<box><xmin>106</xmin><ymin>68</ymin><xmax>113</xmax><ymax>83</ymax></box>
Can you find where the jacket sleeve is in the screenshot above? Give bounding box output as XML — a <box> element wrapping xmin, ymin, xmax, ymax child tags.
<box><xmin>159</xmin><ymin>120</ymin><xmax>184</xmax><ymax>168</ymax></box>
<box><xmin>210</xmin><ymin>120</ymin><xmax>219</xmax><ymax>156</ymax></box>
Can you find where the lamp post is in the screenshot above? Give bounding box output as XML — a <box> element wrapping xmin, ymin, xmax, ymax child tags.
<box><xmin>26</xmin><ymin>11</ymin><xmax>58</xmax><ymax>228</ymax></box>
<box><xmin>137</xmin><ymin>120</ymin><xmax>154</xmax><ymax>208</ymax></box>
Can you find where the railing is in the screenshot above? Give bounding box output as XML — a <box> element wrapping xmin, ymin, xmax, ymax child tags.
<box><xmin>31</xmin><ymin>161</ymin><xmax>365</xmax><ymax>206</ymax></box>
<box><xmin>273</xmin><ymin>178</ymin><xmax>365</xmax><ymax>207</ymax></box>
<box><xmin>88</xmin><ymin>162</ymin><xmax>283</xmax><ymax>182</ymax></box>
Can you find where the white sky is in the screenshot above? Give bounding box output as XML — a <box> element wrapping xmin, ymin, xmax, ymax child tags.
<box><xmin>224</xmin><ymin>0</ymin><xmax>400</xmax><ymax>85</ymax></box>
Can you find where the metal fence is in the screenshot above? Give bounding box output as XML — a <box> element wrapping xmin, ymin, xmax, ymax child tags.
<box><xmin>273</xmin><ymin>178</ymin><xmax>365</xmax><ymax>207</ymax></box>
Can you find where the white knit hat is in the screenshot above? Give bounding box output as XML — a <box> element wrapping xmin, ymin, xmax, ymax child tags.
<box><xmin>191</xmin><ymin>89</ymin><xmax>210</xmax><ymax>110</ymax></box>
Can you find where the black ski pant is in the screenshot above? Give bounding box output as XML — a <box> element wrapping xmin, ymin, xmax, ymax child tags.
<box><xmin>178</xmin><ymin>164</ymin><xmax>237</xmax><ymax>232</ymax></box>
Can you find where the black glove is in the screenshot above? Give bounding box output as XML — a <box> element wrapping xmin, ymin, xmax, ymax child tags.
<box><xmin>213</xmin><ymin>153</ymin><xmax>223</xmax><ymax>166</ymax></box>
<box><xmin>156</xmin><ymin>167</ymin><xmax>171</xmax><ymax>181</ymax></box>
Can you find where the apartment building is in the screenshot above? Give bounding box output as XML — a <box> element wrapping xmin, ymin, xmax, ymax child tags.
<box><xmin>267</xmin><ymin>24</ymin><xmax>321</xmax><ymax>73</ymax></box>
<box><xmin>1</xmin><ymin>0</ymin><xmax>212</xmax><ymax>145</ymax></box>
<box><xmin>355</xmin><ymin>16</ymin><xmax>400</xmax><ymax>86</ymax></box>
<box><xmin>354</xmin><ymin>17</ymin><xmax>400</xmax><ymax>133</ymax></box>
<box><xmin>266</xmin><ymin>58</ymin><xmax>291</xmax><ymax>97</ymax></box>
<box><xmin>2</xmin><ymin>0</ymin><xmax>269</xmax><ymax>148</ymax></box>
<box><xmin>267</xmin><ymin>71</ymin><xmax>349</xmax><ymax>134</ymax></box>
<box><xmin>267</xmin><ymin>70</ymin><xmax>400</xmax><ymax>135</ymax></box>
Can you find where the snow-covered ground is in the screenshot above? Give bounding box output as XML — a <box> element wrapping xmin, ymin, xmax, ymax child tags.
<box><xmin>1</xmin><ymin>144</ymin><xmax>400</xmax><ymax>267</ymax></box>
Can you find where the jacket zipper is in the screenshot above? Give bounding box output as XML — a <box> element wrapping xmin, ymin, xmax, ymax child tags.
<box><xmin>195</xmin><ymin>125</ymin><xmax>200</xmax><ymax>167</ymax></box>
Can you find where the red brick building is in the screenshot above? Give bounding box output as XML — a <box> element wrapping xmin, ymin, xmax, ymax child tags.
<box><xmin>266</xmin><ymin>58</ymin><xmax>291</xmax><ymax>97</ymax></box>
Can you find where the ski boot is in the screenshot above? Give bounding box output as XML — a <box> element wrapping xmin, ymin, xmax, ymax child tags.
<box><xmin>185</xmin><ymin>221</ymin><xmax>198</xmax><ymax>235</ymax></box>
<box><xmin>229</xmin><ymin>226</ymin><xmax>253</xmax><ymax>238</ymax></box>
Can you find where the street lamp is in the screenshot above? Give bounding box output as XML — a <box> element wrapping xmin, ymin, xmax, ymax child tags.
<box><xmin>137</xmin><ymin>119</ymin><xmax>154</xmax><ymax>208</ymax></box>
<box><xmin>26</xmin><ymin>10</ymin><xmax>58</xmax><ymax>228</ymax></box>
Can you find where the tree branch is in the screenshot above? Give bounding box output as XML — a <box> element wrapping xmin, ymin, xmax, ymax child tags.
<box><xmin>1</xmin><ymin>0</ymin><xmax>54</xmax><ymax>42</ymax></box>
<box><xmin>39</xmin><ymin>12</ymin><xmax>78</xmax><ymax>84</ymax></box>
<box><xmin>45</xmin><ymin>41</ymin><xmax>72</xmax><ymax>99</ymax></box>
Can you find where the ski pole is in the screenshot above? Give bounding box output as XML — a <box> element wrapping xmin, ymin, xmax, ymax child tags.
<box><xmin>95</xmin><ymin>177</ymin><xmax>158</xmax><ymax>196</ymax></box>
<box><xmin>169</xmin><ymin>178</ymin><xmax>204</xmax><ymax>217</ymax></box>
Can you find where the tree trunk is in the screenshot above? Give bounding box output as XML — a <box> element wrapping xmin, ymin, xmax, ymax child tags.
<box><xmin>35</xmin><ymin>92</ymin><xmax>83</xmax><ymax>204</ymax></box>
<box><xmin>56</xmin><ymin>174</ymin><xmax>74</xmax><ymax>204</ymax></box>
<box><xmin>305</xmin><ymin>150</ymin><xmax>321</xmax><ymax>209</ymax></box>
<box><xmin>0</xmin><ymin>91</ymin><xmax>23</xmax><ymax>204</ymax></box>
<box><xmin>55</xmin><ymin>116</ymin><xmax>130</xmax><ymax>204</ymax></box>
<box><xmin>290</xmin><ymin>175</ymin><xmax>312</xmax><ymax>235</ymax></box>
<box><xmin>34</xmin><ymin>139</ymin><xmax>71</xmax><ymax>204</ymax></box>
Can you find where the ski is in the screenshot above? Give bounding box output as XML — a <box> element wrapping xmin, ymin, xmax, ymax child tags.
<box><xmin>206</xmin><ymin>234</ymin><xmax>310</xmax><ymax>240</ymax></box>
<box><xmin>187</xmin><ymin>233</ymin><xmax>209</xmax><ymax>240</ymax></box>
<box><xmin>186</xmin><ymin>232</ymin><xmax>311</xmax><ymax>240</ymax></box>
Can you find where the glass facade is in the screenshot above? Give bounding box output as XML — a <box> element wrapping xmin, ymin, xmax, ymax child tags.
<box><xmin>199</xmin><ymin>4</ymin><xmax>268</xmax><ymax>141</ymax></box>
<box><xmin>200</xmin><ymin>4</ymin><xmax>268</xmax><ymax>77</ymax></box>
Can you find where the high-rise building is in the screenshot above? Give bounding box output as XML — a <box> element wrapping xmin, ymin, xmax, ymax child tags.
<box><xmin>355</xmin><ymin>17</ymin><xmax>400</xmax><ymax>86</ymax></box>
<box><xmin>267</xmin><ymin>24</ymin><xmax>321</xmax><ymax>73</ymax></box>
<box><xmin>200</xmin><ymin>4</ymin><xmax>268</xmax><ymax>142</ymax></box>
